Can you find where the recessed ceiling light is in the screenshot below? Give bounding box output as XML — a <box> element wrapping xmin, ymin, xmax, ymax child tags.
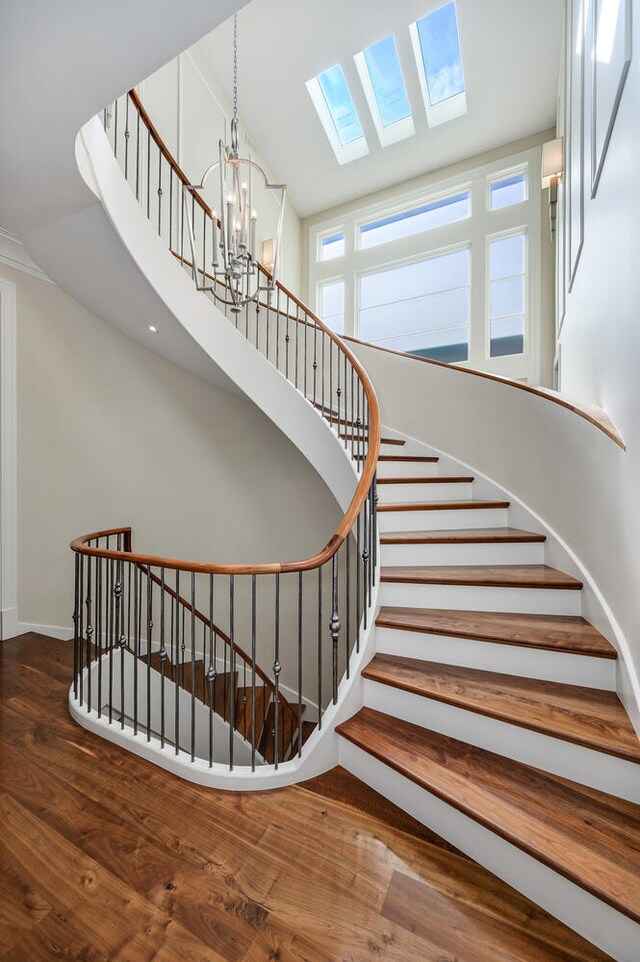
<box><xmin>148</xmin><ymin>324</ymin><xmax>159</xmax><ymax>334</ymax></box>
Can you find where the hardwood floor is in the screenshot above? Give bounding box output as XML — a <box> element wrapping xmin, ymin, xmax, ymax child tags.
<box><xmin>0</xmin><ymin>633</ymin><xmax>616</xmax><ymax>961</ymax></box>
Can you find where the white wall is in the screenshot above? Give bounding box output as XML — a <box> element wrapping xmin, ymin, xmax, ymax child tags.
<box><xmin>139</xmin><ymin>48</ymin><xmax>303</xmax><ymax>294</ymax></box>
<box><xmin>1</xmin><ymin>262</ymin><xmax>340</xmax><ymax>633</ymax></box>
<box><xmin>555</xmin><ymin>0</ymin><xmax>640</xmax><ymax>721</ymax></box>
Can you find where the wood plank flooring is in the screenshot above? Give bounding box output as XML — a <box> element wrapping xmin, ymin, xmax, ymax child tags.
<box><xmin>0</xmin><ymin>633</ymin><xmax>616</xmax><ymax>961</ymax></box>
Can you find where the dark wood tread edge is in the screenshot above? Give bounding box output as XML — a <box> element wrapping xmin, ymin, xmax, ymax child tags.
<box><xmin>378</xmin><ymin>476</ymin><xmax>474</xmax><ymax>485</ymax></box>
<box><xmin>337</xmin><ymin>710</ymin><xmax>640</xmax><ymax>924</ymax></box>
<box><xmin>378</xmin><ymin>501</ymin><xmax>510</xmax><ymax>512</ymax></box>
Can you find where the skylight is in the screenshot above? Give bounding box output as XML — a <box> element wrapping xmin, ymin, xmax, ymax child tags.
<box><xmin>410</xmin><ymin>2</ymin><xmax>467</xmax><ymax>127</ymax></box>
<box><xmin>355</xmin><ymin>36</ymin><xmax>414</xmax><ymax>147</ymax></box>
<box><xmin>306</xmin><ymin>66</ymin><xmax>369</xmax><ymax>165</ymax></box>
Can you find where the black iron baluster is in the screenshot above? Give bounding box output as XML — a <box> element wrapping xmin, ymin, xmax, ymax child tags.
<box><xmin>336</xmin><ymin>339</ymin><xmax>341</xmax><ymax>436</ymax></box>
<box><xmin>363</xmin><ymin>499</ymin><xmax>369</xmax><ymax>628</ymax></box>
<box><xmin>135</xmin><ymin>106</ymin><xmax>141</xmax><ymax>202</ymax></box>
<box><xmin>265</xmin><ymin>289</ymin><xmax>271</xmax><ymax>362</ymax></box>
<box><xmin>124</xmin><ymin>96</ymin><xmax>130</xmax><ymax>182</ymax></box>
<box><xmin>157</xmin><ymin>148</ymin><xmax>163</xmax><ymax>237</ymax></box>
<box><xmin>114</xmin><ymin>97</ymin><xmax>119</xmax><ymax>161</ymax></box>
<box><xmin>251</xmin><ymin>574</ymin><xmax>257</xmax><ymax>771</ymax></box>
<box><xmin>229</xmin><ymin>575</ymin><xmax>236</xmax><ymax>771</ymax></box>
<box><xmin>208</xmin><ymin>573</ymin><xmax>215</xmax><ymax>768</ymax></box>
<box><xmin>169</xmin><ymin>169</ymin><xmax>173</xmax><ymax>253</ymax></box>
<box><xmin>78</xmin><ymin>554</ymin><xmax>84</xmax><ymax>708</ymax></box>
<box><xmin>160</xmin><ymin>567</ymin><xmax>166</xmax><ymax>749</ymax></box>
<box><xmin>329</xmin><ymin>338</ymin><xmax>333</xmax><ymax>428</ymax></box>
<box><xmin>321</xmin><ymin>331</ymin><xmax>325</xmax><ymax>417</ymax></box>
<box><xmin>108</xmin><ymin>554</ymin><xmax>115</xmax><ymax>723</ymax></box>
<box><xmin>297</xmin><ymin>570</ymin><xmax>303</xmax><ymax>757</ymax></box>
<box><xmin>295</xmin><ymin>303</ymin><xmax>299</xmax><ymax>389</ymax></box>
<box><xmin>273</xmin><ymin>573</ymin><xmax>281</xmax><ymax>768</ymax></box>
<box><xmin>313</xmin><ymin>321</ymin><xmax>318</xmax><ymax>407</ymax></box>
<box><xmin>285</xmin><ymin>296</ymin><xmax>290</xmax><ymax>380</ymax></box>
<box><xmin>146</xmin><ymin>127</ymin><xmax>151</xmax><ymax>219</ymax></box>
<box><xmin>276</xmin><ymin>288</ymin><xmax>281</xmax><ymax>371</ymax></box>
<box><xmin>372</xmin><ymin>475</ymin><xmax>378</xmax><ymax>585</ymax></box>
<box><xmin>330</xmin><ymin>554</ymin><xmax>340</xmax><ymax>704</ymax></box>
<box><xmin>356</xmin><ymin>513</ymin><xmax>362</xmax><ymax>647</ymax></box>
<box><xmin>73</xmin><ymin>553</ymin><xmax>79</xmax><ymax>700</ymax></box>
<box><xmin>147</xmin><ymin>566</ymin><xmax>153</xmax><ymax>742</ymax></box>
<box><xmin>174</xmin><ymin>570</ymin><xmax>180</xmax><ymax>755</ymax></box>
<box><xmin>350</xmin><ymin>368</ymin><xmax>355</xmax><ymax>461</ymax></box>
<box><xmin>345</xmin><ymin>536</ymin><xmax>351</xmax><ymax>678</ymax></box>
<box><xmin>190</xmin><ymin>572</ymin><xmax>196</xmax><ymax>762</ymax></box>
<box><xmin>202</xmin><ymin>208</ymin><xmax>207</xmax><ymax>289</ymax></box>
<box><xmin>317</xmin><ymin>566</ymin><xmax>323</xmax><ymax>730</ymax></box>
<box><xmin>133</xmin><ymin>563</ymin><xmax>139</xmax><ymax>734</ymax></box>
<box><xmin>304</xmin><ymin>311</ymin><xmax>308</xmax><ymax>401</ymax></box>
<box><xmin>97</xmin><ymin>556</ymin><xmax>103</xmax><ymax>716</ymax></box>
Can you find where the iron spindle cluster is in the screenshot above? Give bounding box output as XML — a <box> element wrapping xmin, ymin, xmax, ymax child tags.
<box><xmin>69</xmin><ymin>92</ymin><xmax>380</xmax><ymax>773</ymax></box>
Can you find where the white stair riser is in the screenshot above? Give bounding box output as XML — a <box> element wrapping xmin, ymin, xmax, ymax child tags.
<box><xmin>379</xmin><ymin>582</ymin><xmax>582</xmax><ymax>615</ymax></box>
<box><xmin>340</xmin><ymin>740</ymin><xmax>640</xmax><ymax>962</ymax></box>
<box><xmin>380</xmin><ymin>541</ymin><xmax>545</xmax><ymax>566</ymax></box>
<box><xmin>378</xmin><ymin>507</ymin><xmax>509</xmax><ymax>532</ymax></box>
<box><xmin>374</xmin><ymin>627</ymin><xmax>617</xmax><ymax>690</ymax></box>
<box><xmin>363</xmin><ymin>680</ymin><xmax>639</xmax><ymax>803</ymax></box>
<box><xmin>377</xmin><ymin>461</ymin><xmax>439</xmax><ymax>479</ymax></box>
<box><xmin>378</xmin><ymin>482</ymin><xmax>474</xmax><ymax>504</ymax></box>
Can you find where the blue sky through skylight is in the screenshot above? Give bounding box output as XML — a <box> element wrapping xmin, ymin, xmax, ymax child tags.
<box><xmin>417</xmin><ymin>2</ymin><xmax>465</xmax><ymax>106</ymax></box>
<box><xmin>317</xmin><ymin>65</ymin><xmax>364</xmax><ymax>146</ymax></box>
<box><xmin>363</xmin><ymin>36</ymin><xmax>411</xmax><ymax>128</ymax></box>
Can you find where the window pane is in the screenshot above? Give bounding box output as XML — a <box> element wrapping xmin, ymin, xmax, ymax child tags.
<box><xmin>318</xmin><ymin>280</ymin><xmax>345</xmax><ymax>334</ymax></box>
<box><xmin>416</xmin><ymin>2</ymin><xmax>465</xmax><ymax>106</ymax></box>
<box><xmin>317</xmin><ymin>66</ymin><xmax>364</xmax><ymax>146</ymax></box>
<box><xmin>359</xmin><ymin>249</ymin><xmax>469</xmax><ymax>362</ymax></box>
<box><xmin>491</xmin><ymin>316</ymin><xmax>525</xmax><ymax>357</ymax></box>
<box><xmin>320</xmin><ymin>232</ymin><xmax>345</xmax><ymax>261</ymax></box>
<box><xmin>490</xmin><ymin>173</ymin><xmax>527</xmax><ymax>210</ymax></box>
<box><xmin>490</xmin><ymin>233</ymin><xmax>525</xmax><ymax>278</ymax></box>
<box><xmin>489</xmin><ymin>232</ymin><xmax>526</xmax><ymax>357</ymax></box>
<box><xmin>363</xmin><ymin>36</ymin><xmax>411</xmax><ymax>127</ymax></box>
<box><xmin>360</xmin><ymin>192</ymin><xmax>470</xmax><ymax>249</ymax></box>
<box><xmin>490</xmin><ymin>276</ymin><xmax>525</xmax><ymax>319</ymax></box>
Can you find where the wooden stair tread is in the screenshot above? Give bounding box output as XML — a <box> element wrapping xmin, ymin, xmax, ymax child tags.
<box><xmin>375</xmin><ymin>607</ymin><xmax>616</xmax><ymax>658</ymax></box>
<box><xmin>362</xmin><ymin>655</ymin><xmax>640</xmax><ymax>762</ymax></box>
<box><xmin>378</xmin><ymin>476</ymin><xmax>474</xmax><ymax>485</ymax></box>
<box><xmin>377</xmin><ymin>455</ymin><xmax>439</xmax><ymax>462</ymax></box>
<box><xmin>340</xmin><ymin>433</ymin><xmax>403</xmax><ymax>445</ymax></box>
<box><xmin>380</xmin><ymin>527</ymin><xmax>546</xmax><ymax>545</ymax></box>
<box><xmin>378</xmin><ymin>499</ymin><xmax>510</xmax><ymax>513</ymax></box>
<box><xmin>381</xmin><ymin>564</ymin><xmax>583</xmax><ymax>589</ymax></box>
<box><xmin>337</xmin><ymin>708</ymin><xmax>640</xmax><ymax>923</ymax></box>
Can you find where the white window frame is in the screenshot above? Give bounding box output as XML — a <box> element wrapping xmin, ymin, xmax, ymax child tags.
<box><xmin>486</xmin><ymin>164</ymin><xmax>529</xmax><ymax>211</ymax></box>
<box><xmin>308</xmin><ymin>146</ymin><xmax>542</xmax><ymax>384</ymax></box>
<box><xmin>486</xmin><ymin>226</ymin><xmax>528</xmax><ymax>363</ymax></box>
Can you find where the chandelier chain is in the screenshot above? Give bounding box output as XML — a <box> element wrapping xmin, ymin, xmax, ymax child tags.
<box><xmin>232</xmin><ymin>14</ymin><xmax>238</xmax><ymax>125</ymax></box>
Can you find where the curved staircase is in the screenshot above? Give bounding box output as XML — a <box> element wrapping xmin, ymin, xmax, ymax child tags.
<box><xmin>334</xmin><ymin>428</ymin><xmax>640</xmax><ymax>962</ymax></box>
<box><xmin>59</xmin><ymin>85</ymin><xmax>640</xmax><ymax>961</ymax></box>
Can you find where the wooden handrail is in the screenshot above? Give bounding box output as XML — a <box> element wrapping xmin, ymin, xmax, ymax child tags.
<box><xmin>72</xmin><ymin>91</ymin><xmax>381</xmax><ymax>576</ymax></box>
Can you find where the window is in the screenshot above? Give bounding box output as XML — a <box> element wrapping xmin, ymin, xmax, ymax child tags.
<box><xmin>319</xmin><ymin>232</ymin><xmax>345</xmax><ymax>261</ymax></box>
<box><xmin>489</xmin><ymin>232</ymin><xmax>526</xmax><ymax>357</ymax></box>
<box><xmin>359</xmin><ymin>191</ymin><xmax>470</xmax><ymax>250</ymax></box>
<box><xmin>354</xmin><ymin>36</ymin><xmax>414</xmax><ymax>147</ymax></box>
<box><xmin>306</xmin><ymin>67</ymin><xmax>368</xmax><ymax>165</ymax></box>
<box><xmin>410</xmin><ymin>2</ymin><xmax>467</xmax><ymax>126</ymax></box>
<box><xmin>489</xmin><ymin>172</ymin><xmax>527</xmax><ymax>210</ymax></box>
<box><xmin>359</xmin><ymin>247</ymin><xmax>470</xmax><ymax>362</ymax></box>
<box><xmin>318</xmin><ymin>279</ymin><xmax>345</xmax><ymax>334</ymax></box>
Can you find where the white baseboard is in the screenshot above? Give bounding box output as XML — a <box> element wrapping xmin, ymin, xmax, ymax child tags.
<box><xmin>16</xmin><ymin>622</ymin><xmax>72</xmax><ymax>641</ymax></box>
<box><xmin>0</xmin><ymin>606</ymin><xmax>19</xmax><ymax>640</ymax></box>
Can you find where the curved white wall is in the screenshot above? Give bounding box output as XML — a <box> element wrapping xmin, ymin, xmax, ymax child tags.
<box><xmin>346</xmin><ymin>339</ymin><xmax>639</xmax><ymax>734</ymax></box>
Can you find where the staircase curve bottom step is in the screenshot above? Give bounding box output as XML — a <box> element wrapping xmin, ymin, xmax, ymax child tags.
<box><xmin>336</xmin><ymin>708</ymin><xmax>640</xmax><ymax>962</ymax></box>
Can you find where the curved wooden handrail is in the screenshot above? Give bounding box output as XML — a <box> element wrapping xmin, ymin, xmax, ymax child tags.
<box><xmin>72</xmin><ymin>91</ymin><xmax>381</xmax><ymax>576</ymax></box>
<box><xmin>342</xmin><ymin>334</ymin><xmax>626</xmax><ymax>450</ymax></box>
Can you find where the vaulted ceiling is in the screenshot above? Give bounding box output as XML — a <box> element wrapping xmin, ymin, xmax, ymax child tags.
<box><xmin>190</xmin><ymin>0</ymin><xmax>564</xmax><ymax>217</ymax></box>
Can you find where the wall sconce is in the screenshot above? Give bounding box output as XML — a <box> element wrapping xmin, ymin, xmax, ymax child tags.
<box><xmin>541</xmin><ymin>137</ymin><xmax>564</xmax><ymax>240</ymax></box>
<box><xmin>261</xmin><ymin>238</ymin><xmax>275</xmax><ymax>273</ymax></box>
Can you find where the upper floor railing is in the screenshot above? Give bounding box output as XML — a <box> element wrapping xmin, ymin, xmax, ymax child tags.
<box><xmin>70</xmin><ymin>90</ymin><xmax>380</xmax><ymax>774</ymax></box>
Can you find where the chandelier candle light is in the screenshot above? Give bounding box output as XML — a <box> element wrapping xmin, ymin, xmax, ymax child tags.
<box><xmin>183</xmin><ymin>14</ymin><xmax>287</xmax><ymax>312</ymax></box>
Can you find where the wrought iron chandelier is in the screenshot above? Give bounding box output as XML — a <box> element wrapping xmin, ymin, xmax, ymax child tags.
<box><xmin>183</xmin><ymin>14</ymin><xmax>287</xmax><ymax>312</ymax></box>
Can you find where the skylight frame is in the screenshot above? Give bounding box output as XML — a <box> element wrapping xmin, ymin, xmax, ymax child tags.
<box><xmin>354</xmin><ymin>35</ymin><xmax>415</xmax><ymax>148</ymax></box>
<box><xmin>306</xmin><ymin>67</ymin><xmax>369</xmax><ymax>165</ymax></box>
<box><xmin>410</xmin><ymin>1</ymin><xmax>467</xmax><ymax>128</ymax></box>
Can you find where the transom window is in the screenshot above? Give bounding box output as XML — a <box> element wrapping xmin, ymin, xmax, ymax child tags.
<box><xmin>489</xmin><ymin>171</ymin><xmax>527</xmax><ymax>210</ymax></box>
<box><xmin>319</xmin><ymin>232</ymin><xmax>346</xmax><ymax>261</ymax></box>
<box><xmin>359</xmin><ymin>190</ymin><xmax>470</xmax><ymax>250</ymax></box>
